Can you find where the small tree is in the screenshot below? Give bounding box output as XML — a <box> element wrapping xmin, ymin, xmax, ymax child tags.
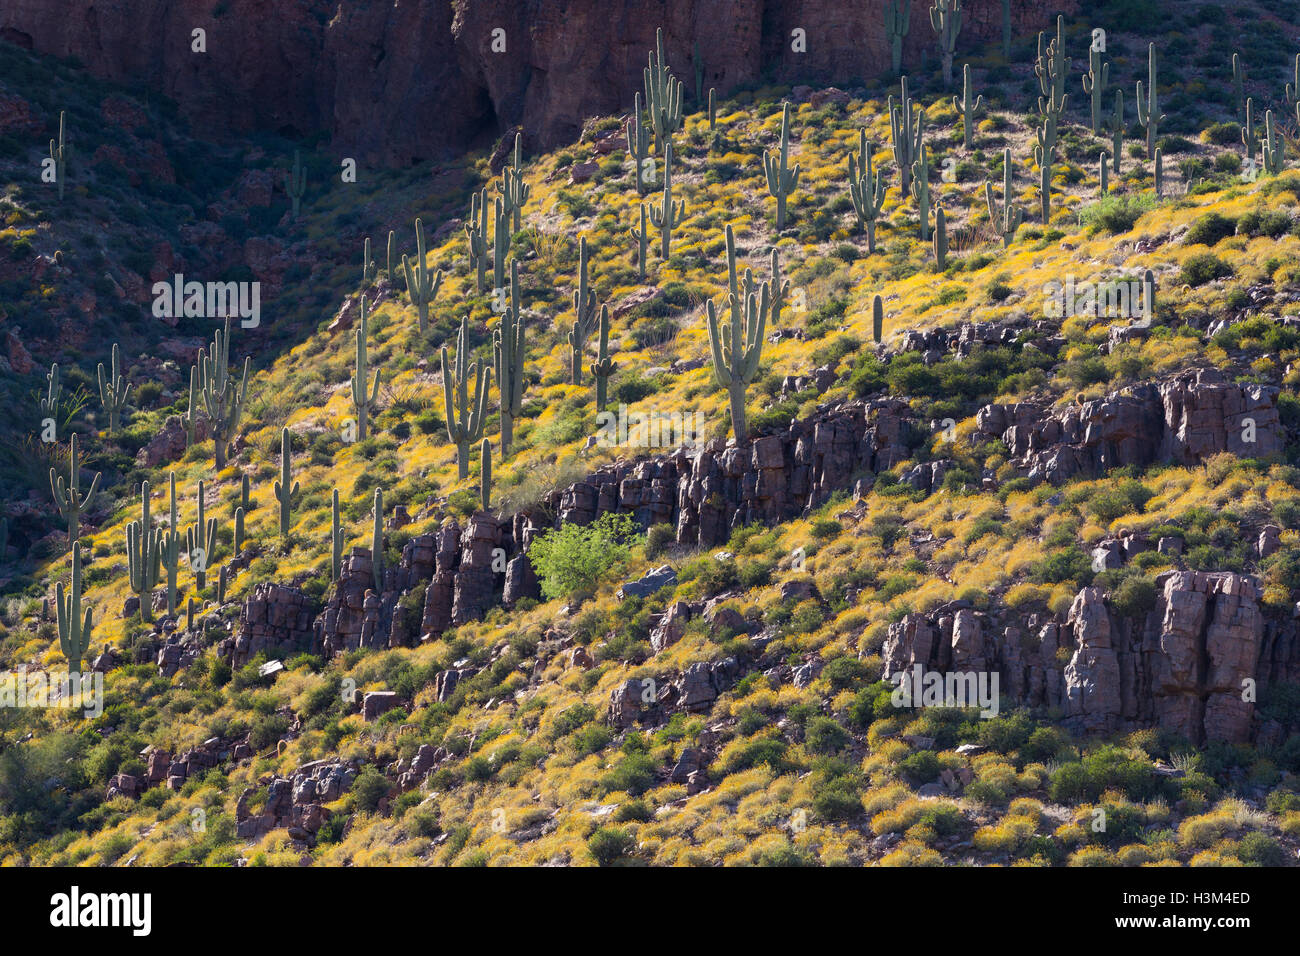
<box><xmin>526</xmin><ymin>512</ymin><xmax>640</xmax><ymax>601</ymax></box>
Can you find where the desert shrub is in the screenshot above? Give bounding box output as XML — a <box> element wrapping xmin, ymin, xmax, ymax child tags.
<box><xmin>1180</xmin><ymin>252</ymin><xmax>1232</xmax><ymax>287</ymax></box>
<box><xmin>527</xmin><ymin>512</ymin><xmax>640</xmax><ymax>600</ymax></box>
<box><xmin>587</xmin><ymin>826</ymin><xmax>635</xmax><ymax>865</ymax></box>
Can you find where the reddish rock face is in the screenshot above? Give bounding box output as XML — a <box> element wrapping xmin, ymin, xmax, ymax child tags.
<box><xmin>0</xmin><ymin>0</ymin><xmax>1070</xmax><ymax>164</ymax></box>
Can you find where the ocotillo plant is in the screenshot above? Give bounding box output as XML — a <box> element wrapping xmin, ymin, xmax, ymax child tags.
<box><xmin>273</xmin><ymin>427</ymin><xmax>300</xmax><ymax>541</ymax></box>
<box><xmin>196</xmin><ymin>317</ymin><xmax>251</xmax><ymax>470</ymax></box>
<box><xmin>351</xmin><ymin>295</ymin><xmax>383</xmax><ymax>442</ymax></box>
<box><xmin>932</xmin><ymin>205</ymin><xmax>948</xmax><ymax>268</ymax></box>
<box><xmin>985</xmin><ymin>147</ymin><xmax>1023</xmax><ymax>247</ymax></box>
<box><xmin>1034</xmin><ymin>16</ymin><xmax>1070</xmax><ymax>119</ymax></box>
<box><xmin>627</xmin><ymin>92</ymin><xmax>652</xmax><ymax>195</ymax></box>
<box><xmin>403</xmin><ymin>217</ymin><xmax>443</xmax><ymax>333</ymax></box>
<box><xmin>952</xmin><ymin>64</ymin><xmax>983</xmax><ymax>148</ymax></box>
<box><xmin>183</xmin><ymin>365</ymin><xmax>199</xmax><ymax>448</ymax></box>
<box><xmin>763</xmin><ymin>103</ymin><xmax>801</xmax><ymax>232</ymax></box>
<box><xmin>643</xmin><ymin>27</ymin><xmax>684</xmax><ymax>151</ymax></box>
<box><xmin>889</xmin><ymin>77</ymin><xmax>925</xmax><ymax>196</ymax></box>
<box><xmin>589</xmin><ymin>305</ymin><xmax>617</xmax><ymax>412</ymax></box>
<box><xmin>49</xmin><ymin>110</ymin><xmax>69</xmax><ymax>201</ymax></box>
<box><xmin>56</xmin><ymin>542</ymin><xmax>93</xmax><ymax>671</ymax></box>
<box><xmin>159</xmin><ymin>472</ymin><xmax>182</xmax><ymax>619</ymax></box>
<box><xmin>361</xmin><ymin>237</ymin><xmax>377</xmax><ymax>285</ymax></box>
<box><xmin>330</xmin><ymin>489</ymin><xmax>344</xmax><ymax>582</ymax></box>
<box><xmin>848</xmin><ymin>130</ymin><xmax>886</xmax><ymax>251</ymax></box>
<box><xmin>40</xmin><ymin>363</ymin><xmax>61</xmax><ymax>419</ymax></box>
<box><xmin>705</xmin><ymin>225</ymin><xmax>769</xmax><ymax>442</ymax></box>
<box><xmin>1263</xmin><ymin>109</ymin><xmax>1286</xmax><ymax>175</ymax></box>
<box><xmin>499</xmin><ymin>132</ymin><xmax>530</xmax><ymax>232</ymax></box>
<box><xmin>370</xmin><ymin>488</ymin><xmax>384</xmax><ymax>593</ymax></box>
<box><xmin>464</xmin><ymin>188</ymin><xmax>489</xmax><ymax>293</ymax></box>
<box><xmin>50</xmin><ymin>432</ymin><xmax>100</xmax><ymax>544</ymax></box>
<box><xmin>285</xmin><ymin>149</ymin><xmax>306</xmax><ymax>219</ymax></box>
<box><xmin>929</xmin><ymin>0</ymin><xmax>962</xmax><ymax>89</ymax></box>
<box><xmin>649</xmin><ymin>141</ymin><xmax>687</xmax><ymax>257</ymax></box>
<box><xmin>885</xmin><ymin>0</ymin><xmax>911</xmax><ymax>75</ymax></box>
<box><xmin>97</xmin><ymin>342</ymin><xmax>131</xmax><ymax>434</ymax></box>
<box><xmin>126</xmin><ymin>481</ymin><xmax>162</xmax><ymax>623</ymax></box>
<box><xmin>494</xmin><ymin>258</ymin><xmax>526</xmax><ymax>458</ymax></box>
<box><xmin>1082</xmin><ymin>47</ymin><xmax>1109</xmax><ymax>134</ymax></box>
<box><xmin>1136</xmin><ymin>42</ymin><xmax>1165</xmax><ymax>158</ymax></box>
<box><xmin>568</xmin><ymin>236</ymin><xmax>600</xmax><ymax>385</ymax></box>
<box><xmin>186</xmin><ymin>479</ymin><xmax>217</xmax><ymax>591</ymax></box>
<box><xmin>872</xmin><ymin>295</ymin><xmax>884</xmax><ymax>344</ymax></box>
<box><xmin>629</xmin><ymin>203</ymin><xmax>650</xmax><ymax>281</ymax></box>
<box><xmin>234</xmin><ymin>506</ymin><xmax>245</xmax><ymax>555</ymax></box>
<box><xmin>910</xmin><ymin>145</ymin><xmax>932</xmax><ymax>241</ymax></box>
<box><xmin>480</xmin><ymin>439</ymin><xmax>493</xmax><ymax>513</ymax></box>
<box><xmin>1106</xmin><ymin>89</ymin><xmax>1125</xmax><ymax>175</ymax></box>
<box><xmin>442</xmin><ymin>317</ymin><xmax>490</xmax><ymax>479</ymax></box>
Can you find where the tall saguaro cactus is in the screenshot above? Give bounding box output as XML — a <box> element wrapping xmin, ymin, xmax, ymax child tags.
<box><xmin>648</xmin><ymin>141</ymin><xmax>687</xmax><ymax>257</ymax></box>
<box><xmin>1035</xmin><ymin>15</ymin><xmax>1070</xmax><ymax>120</ymax></box>
<box><xmin>186</xmin><ymin>479</ymin><xmax>217</xmax><ymax>591</ymax></box>
<box><xmin>127</xmin><ymin>480</ymin><xmax>162</xmax><ymax>623</ymax></box>
<box><xmin>910</xmin><ymin>144</ymin><xmax>933</xmax><ymax>241</ymax></box>
<box><xmin>589</xmin><ymin>305</ymin><xmax>617</xmax><ymax>412</ymax></box>
<box><xmin>285</xmin><ymin>149</ymin><xmax>307</xmax><ymax>219</ymax></box>
<box><xmin>848</xmin><ymin>130</ymin><xmax>887</xmax><ymax>250</ymax></box>
<box><xmin>480</xmin><ymin>440</ymin><xmax>493</xmax><ymax>513</ymax></box>
<box><xmin>705</xmin><ymin>225</ymin><xmax>770</xmax><ymax>442</ymax></box>
<box><xmin>929</xmin><ymin>0</ymin><xmax>963</xmax><ymax>89</ymax></box>
<box><xmin>464</xmin><ymin>188</ymin><xmax>489</xmax><ymax>293</ymax></box>
<box><xmin>499</xmin><ymin>132</ymin><xmax>530</xmax><ymax>232</ymax></box>
<box><xmin>494</xmin><ymin>259</ymin><xmax>526</xmax><ymax>458</ymax></box>
<box><xmin>56</xmin><ymin>542</ymin><xmax>93</xmax><ymax>672</ymax></box>
<box><xmin>49</xmin><ymin>110</ymin><xmax>69</xmax><ymax>201</ymax></box>
<box><xmin>952</xmin><ymin>64</ymin><xmax>983</xmax><ymax>148</ymax></box>
<box><xmin>568</xmin><ymin>236</ymin><xmax>600</xmax><ymax>385</ymax></box>
<box><xmin>628</xmin><ymin>92</ymin><xmax>652</xmax><ymax>195</ymax></box>
<box><xmin>643</xmin><ymin>27</ymin><xmax>684</xmax><ymax>151</ymax></box>
<box><xmin>1263</xmin><ymin>109</ymin><xmax>1286</xmax><ymax>175</ymax></box>
<box><xmin>402</xmin><ymin>217</ymin><xmax>443</xmax><ymax>333</ymax></box>
<box><xmin>762</xmin><ymin>103</ymin><xmax>801</xmax><ymax>233</ymax></box>
<box><xmin>197</xmin><ymin>317</ymin><xmax>251</xmax><ymax>470</ymax></box>
<box><xmin>370</xmin><ymin>488</ymin><xmax>384</xmax><ymax>593</ymax></box>
<box><xmin>629</xmin><ymin>203</ymin><xmax>650</xmax><ymax>280</ymax></box>
<box><xmin>97</xmin><ymin>342</ymin><xmax>131</xmax><ymax>434</ymax></box>
<box><xmin>985</xmin><ymin>147</ymin><xmax>1023</xmax><ymax>247</ymax></box>
<box><xmin>273</xmin><ymin>427</ymin><xmax>300</xmax><ymax>542</ymax></box>
<box><xmin>442</xmin><ymin>317</ymin><xmax>490</xmax><ymax>480</ymax></box>
<box><xmin>1136</xmin><ymin>42</ymin><xmax>1165</xmax><ymax>158</ymax></box>
<box><xmin>331</xmin><ymin>488</ymin><xmax>345</xmax><ymax>582</ymax></box>
<box><xmin>184</xmin><ymin>365</ymin><xmax>200</xmax><ymax>448</ymax></box>
<box><xmin>159</xmin><ymin>472</ymin><xmax>182</xmax><ymax>619</ymax></box>
<box><xmin>50</xmin><ymin>432</ymin><xmax>100</xmax><ymax>544</ymax></box>
<box><xmin>40</xmin><ymin>363</ymin><xmax>62</xmax><ymax>419</ymax></box>
<box><xmin>351</xmin><ymin>295</ymin><xmax>383</xmax><ymax>442</ymax></box>
<box><xmin>1083</xmin><ymin>47</ymin><xmax>1109</xmax><ymax>135</ymax></box>
<box><xmin>492</xmin><ymin>197</ymin><xmax>510</xmax><ymax>296</ymax></box>
<box><xmin>885</xmin><ymin>0</ymin><xmax>911</xmax><ymax>75</ymax></box>
<box><xmin>889</xmin><ymin>77</ymin><xmax>925</xmax><ymax>197</ymax></box>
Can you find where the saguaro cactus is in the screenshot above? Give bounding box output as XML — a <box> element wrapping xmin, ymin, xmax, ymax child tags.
<box><xmin>480</xmin><ymin>440</ymin><xmax>493</xmax><ymax>513</ymax></box>
<box><xmin>184</xmin><ymin>365</ymin><xmax>199</xmax><ymax>448</ymax></box>
<box><xmin>273</xmin><ymin>427</ymin><xmax>300</xmax><ymax>541</ymax></box>
<box><xmin>97</xmin><ymin>342</ymin><xmax>131</xmax><ymax>434</ymax></box>
<box><xmin>708</xmin><ymin>88</ymin><xmax>717</xmax><ymax>131</ymax></box>
<box><xmin>40</xmin><ymin>363</ymin><xmax>62</xmax><ymax>419</ymax></box>
<box><xmin>186</xmin><ymin>479</ymin><xmax>217</xmax><ymax>591</ymax></box>
<box><xmin>885</xmin><ymin>0</ymin><xmax>911</xmax><ymax>75</ymax></box>
<box><xmin>932</xmin><ymin>204</ymin><xmax>948</xmax><ymax>267</ymax></box>
<box><xmin>56</xmin><ymin>542</ymin><xmax>93</xmax><ymax>671</ymax></box>
<box><xmin>126</xmin><ymin>480</ymin><xmax>162</xmax><ymax>623</ymax></box>
<box><xmin>351</xmin><ymin>295</ymin><xmax>383</xmax><ymax>442</ymax></box>
<box><xmin>361</xmin><ymin>237</ymin><xmax>377</xmax><ymax>286</ymax></box>
<box><xmin>762</xmin><ymin>103</ymin><xmax>801</xmax><ymax>232</ymax></box>
<box><xmin>49</xmin><ymin>110</ymin><xmax>69</xmax><ymax>201</ymax></box>
<box><xmin>848</xmin><ymin>131</ymin><xmax>886</xmax><ymax>251</ymax></box>
<box><xmin>491</xmin><ymin>197</ymin><xmax>510</xmax><ymax>296</ymax></box>
<box><xmin>494</xmin><ymin>258</ymin><xmax>526</xmax><ymax>458</ymax></box>
<box><xmin>331</xmin><ymin>489</ymin><xmax>345</xmax><ymax>582</ymax></box>
<box><xmin>1106</xmin><ymin>89</ymin><xmax>1125</xmax><ymax>175</ymax></box>
<box><xmin>770</xmin><ymin>248</ymin><xmax>790</xmax><ymax>328</ymax></box>
<box><xmin>285</xmin><ymin>149</ymin><xmax>306</xmax><ymax>219</ymax></box>
<box><xmin>386</xmin><ymin>230</ymin><xmax>399</xmax><ymax>285</ymax></box>
<box><xmin>464</xmin><ymin>188</ymin><xmax>489</xmax><ymax>293</ymax></box>
<box><xmin>910</xmin><ymin>144</ymin><xmax>932</xmax><ymax>241</ymax></box>
<box><xmin>1000</xmin><ymin>0</ymin><xmax>1011</xmax><ymax>59</ymax></box>
<box><xmin>889</xmin><ymin>77</ymin><xmax>925</xmax><ymax>196</ymax></box>
<box><xmin>50</xmin><ymin>432</ymin><xmax>100</xmax><ymax>544</ymax></box>
<box><xmin>402</xmin><ymin>217</ymin><xmax>443</xmax><ymax>333</ymax></box>
<box><xmin>649</xmin><ymin>141</ymin><xmax>687</xmax><ymax>257</ymax></box>
<box><xmin>568</xmin><ymin>236</ymin><xmax>600</xmax><ymax>385</ymax></box>
<box><xmin>1287</xmin><ymin>53</ymin><xmax>1300</xmax><ymax>113</ymax></box>
<box><xmin>629</xmin><ymin>203</ymin><xmax>650</xmax><ymax>281</ymax></box>
<box><xmin>197</xmin><ymin>317</ymin><xmax>251</xmax><ymax>470</ymax></box>
<box><xmin>1153</xmin><ymin>147</ymin><xmax>1164</xmax><ymax>198</ymax></box>
<box><xmin>442</xmin><ymin>317</ymin><xmax>490</xmax><ymax>479</ymax></box>
<box><xmin>705</xmin><ymin>225</ymin><xmax>770</xmax><ymax>442</ymax></box>
<box><xmin>929</xmin><ymin>0</ymin><xmax>963</xmax><ymax>89</ymax></box>
<box><xmin>628</xmin><ymin>92</ymin><xmax>652</xmax><ymax>195</ymax></box>
<box><xmin>234</xmin><ymin>505</ymin><xmax>245</xmax><ymax>555</ymax></box>
<box><xmin>1241</xmin><ymin>97</ymin><xmax>1260</xmax><ymax>165</ymax></box>
<box><xmin>985</xmin><ymin>147</ymin><xmax>1023</xmax><ymax>247</ymax></box>
<box><xmin>1263</xmin><ymin>109</ymin><xmax>1286</xmax><ymax>175</ymax></box>
<box><xmin>872</xmin><ymin>294</ymin><xmax>885</xmax><ymax>344</ymax></box>
<box><xmin>160</xmin><ymin>472</ymin><xmax>182</xmax><ymax>619</ymax></box>
<box><xmin>1231</xmin><ymin>52</ymin><xmax>1245</xmax><ymax>116</ymax></box>
<box><xmin>589</xmin><ymin>305</ymin><xmax>617</xmax><ymax>412</ymax></box>
<box><xmin>1083</xmin><ymin>47</ymin><xmax>1109</xmax><ymax>134</ymax></box>
<box><xmin>499</xmin><ymin>132</ymin><xmax>530</xmax><ymax>232</ymax></box>
<box><xmin>370</xmin><ymin>488</ymin><xmax>384</xmax><ymax>593</ymax></box>
<box><xmin>1136</xmin><ymin>42</ymin><xmax>1165</xmax><ymax>158</ymax></box>
<box><xmin>1035</xmin><ymin>16</ymin><xmax>1070</xmax><ymax>119</ymax></box>
<box><xmin>952</xmin><ymin>64</ymin><xmax>983</xmax><ymax>148</ymax></box>
<box><xmin>643</xmin><ymin>27</ymin><xmax>684</xmax><ymax>151</ymax></box>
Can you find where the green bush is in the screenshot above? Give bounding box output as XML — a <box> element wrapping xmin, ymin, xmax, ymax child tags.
<box><xmin>1180</xmin><ymin>252</ymin><xmax>1232</xmax><ymax>287</ymax></box>
<box><xmin>587</xmin><ymin>826</ymin><xmax>635</xmax><ymax>865</ymax></box>
<box><xmin>528</xmin><ymin>512</ymin><xmax>641</xmax><ymax>600</ymax></box>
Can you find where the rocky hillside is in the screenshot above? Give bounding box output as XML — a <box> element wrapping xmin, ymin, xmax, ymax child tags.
<box><xmin>3</xmin><ymin>0</ymin><xmax>1300</xmax><ymax>869</ymax></box>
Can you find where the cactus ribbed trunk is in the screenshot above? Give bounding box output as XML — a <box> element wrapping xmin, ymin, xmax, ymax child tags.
<box><xmin>727</xmin><ymin>383</ymin><xmax>748</xmax><ymax>444</ymax></box>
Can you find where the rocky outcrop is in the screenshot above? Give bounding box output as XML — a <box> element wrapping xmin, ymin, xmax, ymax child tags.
<box><xmin>227</xmin><ymin>583</ymin><xmax>316</xmax><ymax>669</ymax></box>
<box><xmin>0</xmin><ymin>1</ymin><xmax>1068</xmax><ymax>164</ymax></box>
<box><xmin>235</xmin><ymin>759</ymin><xmax>358</xmax><ymax>843</ymax></box>
<box><xmin>974</xmin><ymin>368</ymin><xmax>1282</xmax><ymax>484</ymax></box>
